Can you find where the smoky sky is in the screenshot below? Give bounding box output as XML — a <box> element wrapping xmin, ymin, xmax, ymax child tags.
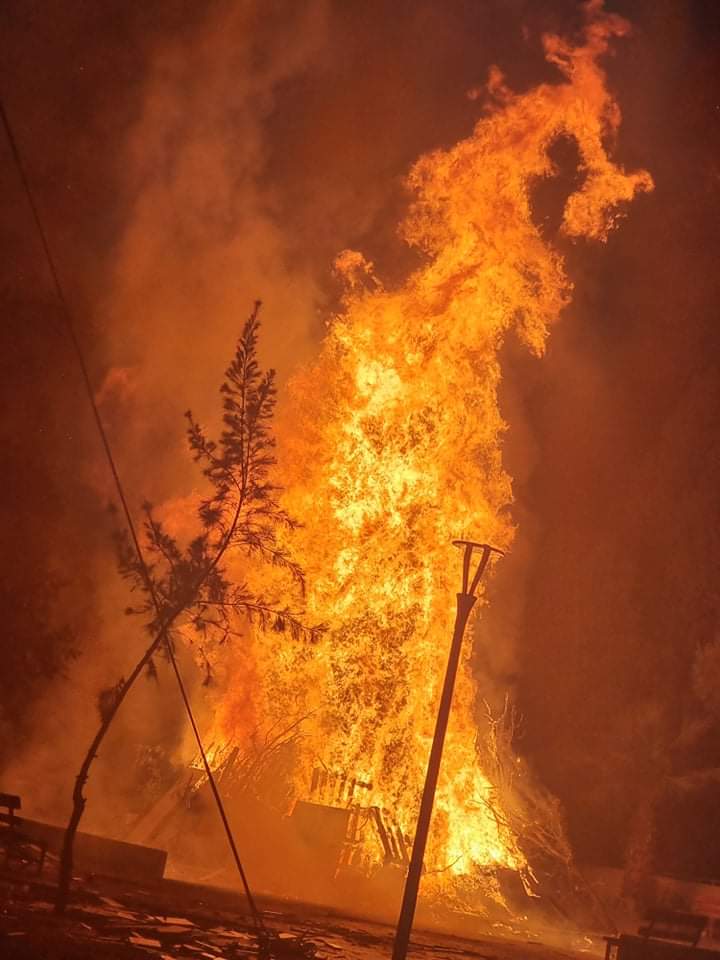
<box><xmin>1</xmin><ymin>0</ymin><xmax>720</xmax><ymax>876</ymax></box>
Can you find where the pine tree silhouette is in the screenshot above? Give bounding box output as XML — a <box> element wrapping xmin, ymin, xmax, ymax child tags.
<box><xmin>57</xmin><ymin>303</ymin><xmax>318</xmax><ymax>912</ymax></box>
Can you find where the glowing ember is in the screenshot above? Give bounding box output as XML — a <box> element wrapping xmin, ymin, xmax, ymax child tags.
<box><xmin>214</xmin><ymin>3</ymin><xmax>652</xmax><ymax>894</ymax></box>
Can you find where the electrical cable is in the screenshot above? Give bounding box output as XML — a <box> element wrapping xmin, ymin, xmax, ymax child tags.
<box><xmin>0</xmin><ymin>94</ymin><xmax>266</xmax><ymax>936</ymax></box>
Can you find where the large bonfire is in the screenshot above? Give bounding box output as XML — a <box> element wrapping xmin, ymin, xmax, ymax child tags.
<box><xmin>202</xmin><ymin>2</ymin><xmax>652</xmax><ymax>899</ymax></box>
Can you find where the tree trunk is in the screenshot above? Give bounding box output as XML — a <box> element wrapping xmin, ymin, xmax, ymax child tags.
<box><xmin>54</xmin><ymin>629</ymin><xmax>168</xmax><ymax>914</ymax></box>
<box><xmin>55</xmin><ymin>721</ymin><xmax>109</xmax><ymax>913</ymax></box>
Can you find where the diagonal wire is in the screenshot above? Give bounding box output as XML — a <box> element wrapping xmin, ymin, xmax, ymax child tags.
<box><xmin>0</xmin><ymin>94</ymin><xmax>265</xmax><ymax>935</ymax></box>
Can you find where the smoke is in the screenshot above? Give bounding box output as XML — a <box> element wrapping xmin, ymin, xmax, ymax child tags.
<box><xmin>0</xmin><ymin>0</ymin><xmax>335</xmax><ymax>831</ymax></box>
<box><xmin>96</xmin><ymin>3</ymin><xmax>333</xmax><ymax>494</ymax></box>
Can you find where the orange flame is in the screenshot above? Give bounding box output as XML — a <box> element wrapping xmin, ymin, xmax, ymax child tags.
<box><xmin>216</xmin><ymin>3</ymin><xmax>652</xmax><ymax>892</ymax></box>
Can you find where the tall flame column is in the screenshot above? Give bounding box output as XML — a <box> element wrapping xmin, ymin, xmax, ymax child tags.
<box><xmin>392</xmin><ymin>541</ymin><xmax>503</xmax><ymax>960</ymax></box>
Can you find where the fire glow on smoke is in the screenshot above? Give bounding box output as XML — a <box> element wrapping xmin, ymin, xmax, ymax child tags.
<box><xmin>209</xmin><ymin>2</ymin><xmax>652</xmax><ymax>891</ymax></box>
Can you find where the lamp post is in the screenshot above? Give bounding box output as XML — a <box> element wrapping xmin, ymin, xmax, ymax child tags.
<box><xmin>392</xmin><ymin>540</ymin><xmax>504</xmax><ymax>960</ymax></box>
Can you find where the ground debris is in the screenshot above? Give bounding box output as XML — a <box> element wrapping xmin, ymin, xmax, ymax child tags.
<box><xmin>209</xmin><ymin>926</ymin><xmax>253</xmax><ymax>941</ymax></box>
<box><xmin>0</xmin><ymin>871</ymin><xmax>598</xmax><ymax>960</ymax></box>
<box><xmin>258</xmin><ymin>930</ymin><xmax>318</xmax><ymax>959</ymax></box>
<box><xmin>130</xmin><ymin>933</ymin><xmax>164</xmax><ymax>948</ymax></box>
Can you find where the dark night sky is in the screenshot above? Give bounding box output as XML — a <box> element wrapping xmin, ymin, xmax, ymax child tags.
<box><xmin>1</xmin><ymin>0</ymin><xmax>720</xmax><ymax>877</ymax></box>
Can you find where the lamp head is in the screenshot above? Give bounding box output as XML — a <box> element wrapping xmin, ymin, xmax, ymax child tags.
<box><xmin>452</xmin><ymin>540</ymin><xmax>504</xmax><ymax>596</ymax></box>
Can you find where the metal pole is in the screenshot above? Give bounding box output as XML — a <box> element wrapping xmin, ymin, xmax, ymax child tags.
<box><xmin>391</xmin><ymin>541</ymin><xmax>502</xmax><ymax>960</ymax></box>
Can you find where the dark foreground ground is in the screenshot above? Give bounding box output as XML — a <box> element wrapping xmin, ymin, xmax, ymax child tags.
<box><xmin>0</xmin><ymin>865</ymin><xmax>602</xmax><ymax>960</ymax></box>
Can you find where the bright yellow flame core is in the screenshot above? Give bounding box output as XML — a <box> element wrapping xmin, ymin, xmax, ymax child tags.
<box><xmin>218</xmin><ymin>7</ymin><xmax>652</xmax><ymax>887</ymax></box>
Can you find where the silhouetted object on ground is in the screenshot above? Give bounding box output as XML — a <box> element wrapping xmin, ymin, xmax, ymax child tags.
<box><xmin>0</xmin><ymin>792</ymin><xmax>46</xmax><ymax>875</ymax></box>
<box><xmin>392</xmin><ymin>540</ymin><xmax>503</xmax><ymax>960</ymax></box>
<box><xmin>605</xmin><ymin>908</ymin><xmax>713</xmax><ymax>960</ymax></box>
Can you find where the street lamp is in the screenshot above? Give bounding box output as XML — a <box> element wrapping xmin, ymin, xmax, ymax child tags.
<box><xmin>392</xmin><ymin>540</ymin><xmax>504</xmax><ymax>960</ymax></box>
